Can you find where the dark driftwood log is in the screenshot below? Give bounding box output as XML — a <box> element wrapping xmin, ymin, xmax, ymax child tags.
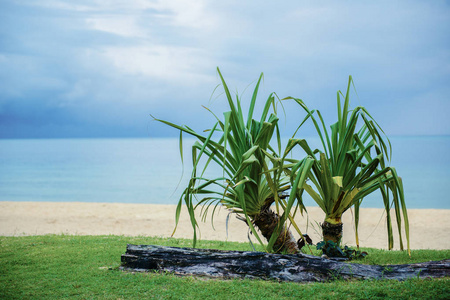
<box><xmin>121</xmin><ymin>245</ymin><xmax>450</xmax><ymax>283</ymax></box>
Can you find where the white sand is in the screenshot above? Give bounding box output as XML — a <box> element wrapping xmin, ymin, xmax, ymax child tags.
<box><xmin>0</xmin><ymin>201</ymin><xmax>448</xmax><ymax>250</ymax></box>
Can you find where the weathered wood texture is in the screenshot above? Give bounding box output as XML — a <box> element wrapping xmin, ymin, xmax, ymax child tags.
<box><xmin>121</xmin><ymin>245</ymin><xmax>450</xmax><ymax>283</ymax></box>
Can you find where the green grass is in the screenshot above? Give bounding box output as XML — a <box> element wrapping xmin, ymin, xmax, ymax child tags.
<box><xmin>1</xmin><ymin>235</ymin><xmax>449</xmax><ymax>299</ymax></box>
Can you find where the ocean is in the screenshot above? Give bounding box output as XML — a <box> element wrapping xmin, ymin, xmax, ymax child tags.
<box><xmin>0</xmin><ymin>136</ymin><xmax>449</xmax><ymax>209</ymax></box>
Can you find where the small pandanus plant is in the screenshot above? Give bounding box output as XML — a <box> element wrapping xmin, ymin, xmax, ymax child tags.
<box><xmin>152</xmin><ymin>68</ymin><xmax>310</xmax><ymax>254</ymax></box>
<box><xmin>284</xmin><ymin>76</ymin><xmax>410</xmax><ymax>255</ymax></box>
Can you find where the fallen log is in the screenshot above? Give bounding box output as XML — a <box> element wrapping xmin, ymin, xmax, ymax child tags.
<box><xmin>121</xmin><ymin>244</ymin><xmax>450</xmax><ymax>283</ymax></box>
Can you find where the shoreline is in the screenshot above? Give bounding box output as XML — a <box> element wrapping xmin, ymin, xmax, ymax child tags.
<box><xmin>1</xmin><ymin>201</ymin><xmax>449</xmax><ymax>250</ymax></box>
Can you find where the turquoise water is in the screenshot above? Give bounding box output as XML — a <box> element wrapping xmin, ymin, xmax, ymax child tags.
<box><xmin>0</xmin><ymin>136</ymin><xmax>449</xmax><ymax>209</ymax></box>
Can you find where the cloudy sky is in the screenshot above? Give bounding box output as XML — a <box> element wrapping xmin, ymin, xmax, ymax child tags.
<box><xmin>1</xmin><ymin>0</ymin><xmax>449</xmax><ymax>138</ymax></box>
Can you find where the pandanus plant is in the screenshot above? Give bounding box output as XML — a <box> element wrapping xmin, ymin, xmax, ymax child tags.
<box><xmin>284</xmin><ymin>76</ymin><xmax>410</xmax><ymax>254</ymax></box>
<box><xmin>153</xmin><ymin>68</ymin><xmax>309</xmax><ymax>254</ymax></box>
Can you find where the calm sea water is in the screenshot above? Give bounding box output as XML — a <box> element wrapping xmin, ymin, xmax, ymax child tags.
<box><xmin>0</xmin><ymin>136</ymin><xmax>449</xmax><ymax>209</ymax></box>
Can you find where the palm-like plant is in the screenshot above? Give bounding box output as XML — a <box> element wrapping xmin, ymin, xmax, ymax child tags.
<box><xmin>153</xmin><ymin>68</ymin><xmax>308</xmax><ymax>253</ymax></box>
<box><xmin>284</xmin><ymin>76</ymin><xmax>410</xmax><ymax>254</ymax></box>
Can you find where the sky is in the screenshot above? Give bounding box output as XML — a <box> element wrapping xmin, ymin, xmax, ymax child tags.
<box><xmin>0</xmin><ymin>0</ymin><xmax>449</xmax><ymax>139</ymax></box>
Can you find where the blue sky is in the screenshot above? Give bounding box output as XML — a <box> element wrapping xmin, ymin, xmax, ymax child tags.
<box><xmin>0</xmin><ymin>0</ymin><xmax>449</xmax><ymax>138</ymax></box>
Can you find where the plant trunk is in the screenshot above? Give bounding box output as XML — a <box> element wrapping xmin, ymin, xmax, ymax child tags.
<box><xmin>321</xmin><ymin>218</ymin><xmax>343</xmax><ymax>245</ymax></box>
<box><xmin>252</xmin><ymin>205</ymin><xmax>299</xmax><ymax>254</ymax></box>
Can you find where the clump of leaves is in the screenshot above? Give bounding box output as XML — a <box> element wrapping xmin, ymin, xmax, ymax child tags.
<box><xmin>153</xmin><ymin>68</ymin><xmax>307</xmax><ymax>253</ymax></box>
<box><xmin>284</xmin><ymin>76</ymin><xmax>410</xmax><ymax>255</ymax></box>
<box><xmin>317</xmin><ymin>240</ymin><xmax>368</xmax><ymax>260</ymax></box>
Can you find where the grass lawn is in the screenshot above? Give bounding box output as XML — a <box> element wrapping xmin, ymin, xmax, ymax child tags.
<box><xmin>1</xmin><ymin>235</ymin><xmax>449</xmax><ymax>299</ymax></box>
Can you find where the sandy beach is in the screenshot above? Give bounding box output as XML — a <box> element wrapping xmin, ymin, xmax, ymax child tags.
<box><xmin>0</xmin><ymin>201</ymin><xmax>449</xmax><ymax>250</ymax></box>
